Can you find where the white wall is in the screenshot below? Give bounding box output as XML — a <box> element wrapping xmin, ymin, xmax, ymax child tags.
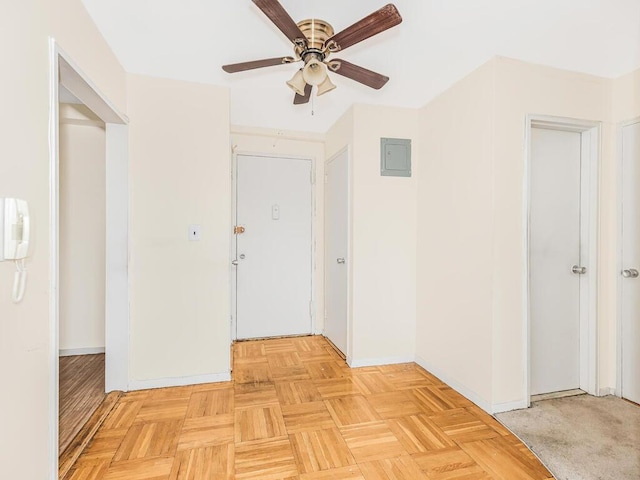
<box><xmin>128</xmin><ymin>74</ymin><xmax>231</xmax><ymax>387</ymax></box>
<box><xmin>59</xmin><ymin>104</ymin><xmax>106</xmax><ymax>353</ymax></box>
<box><xmin>0</xmin><ymin>1</ymin><xmax>126</xmax><ymax>478</ymax></box>
<box><xmin>231</xmin><ymin>127</ymin><xmax>326</xmax><ymax>332</ymax></box>
<box><xmin>416</xmin><ymin>60</ymin><xmax>496</xmax><ymax>409</ymax></box>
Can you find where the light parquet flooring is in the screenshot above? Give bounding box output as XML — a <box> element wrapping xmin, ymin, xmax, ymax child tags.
<box><xmin>60</xmin><ymin>354</ymin><xmax>106</xmax><ymax>454</ymax></box>
<box><xmin>66</xmin><ymin>336</ymin><xmax>553</xmax><ymax>479</ymax></box>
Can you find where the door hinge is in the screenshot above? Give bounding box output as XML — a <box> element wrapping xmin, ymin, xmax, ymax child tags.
<box><xmin>234</xmin><ymin>225</ymin><xmax>245</xmax><ymax>235</ymax></box>
<box><xmin>310</xmin><ymin>169</ymin><xmax>315</xmax><ymax>185</ymax></box>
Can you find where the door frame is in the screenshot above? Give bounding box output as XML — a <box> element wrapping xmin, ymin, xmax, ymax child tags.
<box><xmin>523</xmin><ymin>115</ymin><xmax>601</xmax><ymax>405</ymax></box>
<box><xmin>616</xmin><ymin>116</ymin><xmax>640</xmax><ymax>398</ymax></box>
<box><xmin>230</xmin><ymin>151</ymin><xmax>315</xmax><ymax>341</ymax></box>
<box><xmin>324</xmin><ymin>146</ymin><xmax>353</xmax><ymax>361</ymax></box>
<box><xmin>49</xmin><ymin>39</ymin><xmax>129</xmax><ymax>477</ymax></box>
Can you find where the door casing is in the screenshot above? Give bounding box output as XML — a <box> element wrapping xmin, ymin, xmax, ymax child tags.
<box><xmin>524</xmin><ymin>115</ymin><xmax>600</xmax><ymax>405</ymax></box>
<box><xmin>230</xmin><ymin>151</ymin><xmax>316</xmax><ymax>341</ymax></box>
<box><xmin>616</xmin><ymin>117</ymin><xmax>640</xmax><ymax>399</ymax></box>
<box><xmin>49</xmin><ymin>39</ymin><xmax>130</xmax><ymax>479</ymax></box>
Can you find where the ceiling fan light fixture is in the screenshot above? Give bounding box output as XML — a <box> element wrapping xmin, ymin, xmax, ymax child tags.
<box><xmin>302</xmin><ymin>57</ymin><xmax>328</xmax><ymax>86</ymax></box>
<box><xmin>286</xmin><ymin>69</ymin><xmax>307</xmax><ymax>96</ymax></box>
<box><xmin>316</xmin><ymin>75</ymin><xmax>336</xmax><ymax>96</ymax></box>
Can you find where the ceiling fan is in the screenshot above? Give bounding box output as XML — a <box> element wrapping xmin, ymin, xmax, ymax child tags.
<box><xmin>222</xmin><ymin>0</ymin><xmax>402</xmax><ymax>105</ymax></box>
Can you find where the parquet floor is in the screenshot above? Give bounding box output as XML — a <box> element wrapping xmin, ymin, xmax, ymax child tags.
<box><xmin>60</xmin><ymin>353</ymin><xmax>106</xmax><ymax>454</ymax></box>
<box><xmin>65</xmin><ymin>336</ymin><xmax>553</xmax><ymax>479</ymax></box>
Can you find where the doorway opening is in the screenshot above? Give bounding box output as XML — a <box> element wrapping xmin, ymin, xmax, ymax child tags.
<box><xmin>57</xmin><ymin>97</ymin><xmax>107</xmax><ymax>455</ymax></box>
<box><xmin>49</xmin><ymin>39</ymin><xmax>129</xmax><ymax>477</ymax></box>
<box><xmin>231</xmin><ymin>153</ymin><xmax>314</xmax><ymax>340</ymax></box>
<box><xmin>524</xmin><ymin>115</ymin><xmax>600</xmax><ymax>405</ymax></box>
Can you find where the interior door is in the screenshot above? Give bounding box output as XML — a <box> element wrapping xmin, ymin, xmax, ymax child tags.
<box><xmin>235</xmin><ymin>155</ymin><xmax>312</xmax><ymax>339</ymax></box>
<box><xmin>530</xmin><ymin>127</ymin><xmax>583</xmax><ymax>396</ymax></box>
<box><xmin>621</xmin><ymin>121</ymin><xmax>640</xmax><ymax>405</ymax></box>
<box><xmin>324</xmin><ymin>150</ymin><xmax>349</xmax><ymax>355</ymax></box>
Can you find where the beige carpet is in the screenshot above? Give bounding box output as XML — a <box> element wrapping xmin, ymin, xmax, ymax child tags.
<box><xmin>496</xmin><ymin>395</ymin><xmax>640</xmax><ymax>480</ymax></box>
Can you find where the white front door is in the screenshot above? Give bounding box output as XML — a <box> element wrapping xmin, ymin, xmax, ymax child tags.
<box><xmin>324</xmin><ymin>150</ymin><xmax>349</xmax><ymax>355</ymax></box>
<box><xmin>530</xmin><ymin>127</ymin><xmax>583</xmax><ymax>396</ymax></box>
<box><xmin>621</xmin><ymin>121</ymin><xmax>640</xmax><ymax>405</ymax></box>
<box><xmin>235</xmin><ymin>155</ymin><xmax>312</xmax><ymax>339</ymax></box>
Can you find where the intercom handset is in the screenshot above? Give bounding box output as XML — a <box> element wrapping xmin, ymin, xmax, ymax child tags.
<box><xmin>0</xmin><ymin>198</ymin><xmax>30</xmax><ymax>303</ymax></box>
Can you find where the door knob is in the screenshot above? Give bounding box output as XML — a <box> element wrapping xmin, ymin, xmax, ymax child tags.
<box><xmin>622</xmin><ymin>268</ymin><xmax>639</xmax><ymax>278</ymax></box>
<box><xmin>336</xmin><ymin>258</ymin><xmax>345</xmax><ymax>264</ymax></box>
<box><xmin>571</xmin><ymin>265</ymin><xmax>587</xmax><ymax>275</ymax></box>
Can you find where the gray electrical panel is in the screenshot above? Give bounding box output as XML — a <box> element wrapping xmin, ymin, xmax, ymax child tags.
<box><xmin>380</xmin><ymin>138</ymin><xmax>411</xmax><ymax>177</ymax></box>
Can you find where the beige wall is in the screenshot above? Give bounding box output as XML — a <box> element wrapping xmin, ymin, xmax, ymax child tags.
<box><xmin>128</xmin><ymin>74</ymin><xmax>231</xmax><ymax>384</ymax></box>
<box><xmin>59</xmin><ymin>104</ymin><xmax>106</xmax><ymax>352</ymax></box>
<box><xmin>416</xmin><ymin>60</ymin><xmax>496</xmax><ymax>408</ymax></box>
<box><xmin>326</xmin><ymin>107</ymin><xmax>355</xmax><ymax>160</ymax></box>
<box><xmin>417</xmin><ymin>57</ymin><xmax>618</xmax><ymax>411</ymax></box>
<box><xmin>492</xmin><ymin>57</ymin><xmax>614</xmax><ymax>406</ymax></box>
<box><xmin>326</xmin><ymin>105</ymin><xmax>418</xmax><ymax>365</ymax></box>
<box><xmin>0</xmin><ymin>1</ymin><xmax>126</xmax><ymax>477</ymax></box>
<box><xmin>349</xmin><ymin>105</ymin><xmax>418</xmax><ymax>365</ymax></box>
<box><xmin>231</xmin><ymin>127</ymin><xmax>326</xmax><ymax>331</ymax></box>
<box><xmin>613</xmin><ymin>68</ymin><xmax>640</xmax><ymax>123</ymax></box>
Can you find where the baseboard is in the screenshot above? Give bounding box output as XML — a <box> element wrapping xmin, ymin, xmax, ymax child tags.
<box><xmin>348</xmin><ymin>355</ymin><xmax>415</xmax><ymax>368</ymax></box>
<box><xmin>128</xmin><ymin>372</ymin><xmax>231</xmax><ymax>391</ymax></box>
<box><xmin>59</xmin><ymin>347</ymin><xmax>105</xmax><ymax>357</ymax></box>
<box><xmin>598</xmin><ymin>387</ymin><xmax>615</xmax><ymax>397</ymax></box>
<box><xmin>414</xmin><ymin>354</ymin><xmax>492</xmax><ymax>413</ymax></box>
<box><xmin>491</xmin><ymin>399</ymin><xmax>529</xmax><ymax>413</ymax></box>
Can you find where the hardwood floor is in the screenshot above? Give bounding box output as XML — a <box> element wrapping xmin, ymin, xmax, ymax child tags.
<box><xmin>65</xmin><ymin>336</ymin><xmax>553</xmax><ymax>479</ymax></box>
<box><xmin>60</xmin><ymin>354</ymin><xmax>106</xmax><ymax>455</ymax></box>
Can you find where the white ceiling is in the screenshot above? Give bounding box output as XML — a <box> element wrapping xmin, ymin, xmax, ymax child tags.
<box><xmin>82</xmin><ymin>0</ymin><xmax>640</xmax><ymax>133</ymax></box>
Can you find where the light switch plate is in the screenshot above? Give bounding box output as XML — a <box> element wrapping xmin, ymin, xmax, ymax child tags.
<box><xmin>189</xmin><ymin>224</ymin><xmax>201</xmax><ymax>241</ymax></box>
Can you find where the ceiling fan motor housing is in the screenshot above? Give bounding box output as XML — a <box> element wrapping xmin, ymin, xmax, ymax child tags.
<box><xmin>295</xmin><ymin>19</ymin><xmax>335</xmax><ymax>62</ymax></box>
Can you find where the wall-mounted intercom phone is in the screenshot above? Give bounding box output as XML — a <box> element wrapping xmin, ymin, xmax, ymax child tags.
<box><xmin>0</xmin><ymin>198</ymin><xmax>30</xmax><ymax>303</ymax></box>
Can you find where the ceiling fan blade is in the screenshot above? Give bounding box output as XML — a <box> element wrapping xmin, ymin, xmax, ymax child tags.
<box><xmin>325</xmin><ymin>4</ymin><xmax>402</xmax><ymax>52</ymax></box>
<box><xmin>253</xmin><ymin>0</ymin><xmax>308</xmax><ymax>46</ymax></box>
<box><xmin>293</xmin><ymin>83</ymin><xmax>313</xmax><ymax>105</ymax></box>
<box><xmin>329</xmin><ymin>60</ymin><xmax>389</xmax><ymax>89</ymax></box>
<box><xmin>222</xmin><ymin>56</ymin><xmax>295</xmax><ymax>73</ymax></box>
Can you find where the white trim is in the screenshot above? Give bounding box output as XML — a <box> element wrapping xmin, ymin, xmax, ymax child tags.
<box><xmin>59</xmin><ymin>347</ymin><xmax>105</xmax><ymax>357</ymax></box>
<box><xmin>598</xmin><ymin>387</ymin><xmax>616</xmax><ymax>397</ymax></box>
<box><xmin>231</xmin><ymin>125</ymin><xmax>325</xmax><ymax>143</ymax></box>
<box><xmin>105</xmin><ymin>123</ymin><xmax>130</xmax><ymax>393</ymax></box>
<box><xmin>616</xmin><ymin>117</ymin><xmax>640</xmax><ymax>398</ymax></box>
<box><xmin>231</xmin><ymin>152</ymin><xmax>316</xmax><ymax>340</ymax></box>
<box><xmin>49</xmin><ymin>38</ymin><xmax>129</xmax><ymax>479</ymax></box>
<box><xmin>491</xmin><ymin>399</ymin><xmax>529</xmax><ymax>414</ymax></box>
<box><xmin>48</xmin><ymin>37</ymin><xmax>60</xmax><ymax>480</ymax></box>
<box><xmin>57</xmin><ymin>54</ymin><xmax>127</xmax><ymax>125</ymax></box>
<box><xmin>415</xmin><ymin>355</ymin><xmax>492</xmax><ymax>413</ymax></box>
<box><xmin>129</xmin><ymin>372</ymin><xmax>232</xmax><ymax>391</ymax></box>
<box><xmin>523</xmin><ymin>115</ymin><xmax>601</xmax><ymax>406</ymax></box>
<box><xmin>348</xmin><ymin>355</ymin><xmax>414</xmax><ymax>368</ymax></box>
